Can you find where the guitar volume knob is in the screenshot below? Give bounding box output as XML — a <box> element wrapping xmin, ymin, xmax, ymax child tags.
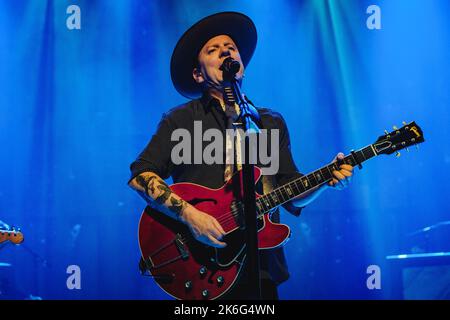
<box><xmin>201</xmin><ymin>289</ymin><xmax>209</xmax><ymax>298</ymax></box>
<box><xmin>184</xmin><ymin>281</ymin><xmax>192</xmax><ymax>290</ymax></box>
<box><xmin>217</xmin><ymin>276</ymin><xmax>224</xmax><ymax>285</ymax></box>
<box><xmin>199</xmin><ymin>266</ymin><xmax>207</xmax><ymax>276</ymax></box>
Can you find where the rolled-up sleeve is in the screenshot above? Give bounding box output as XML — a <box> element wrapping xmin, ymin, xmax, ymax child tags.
<box><xmin>129</xmin><ymin>113</ymin><xmax>175</xmax><ymax>183</ymax></box>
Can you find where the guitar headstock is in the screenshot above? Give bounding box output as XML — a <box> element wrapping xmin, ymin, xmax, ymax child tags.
<box><xmin>373</xmin><ymin>121</ymin><xmax>424</xmax><ymax>156</ymax></box>
<box><xmin>0</xmin><ymin>228</ymin><xmax>24</xmax><ymax>245</ymax></box>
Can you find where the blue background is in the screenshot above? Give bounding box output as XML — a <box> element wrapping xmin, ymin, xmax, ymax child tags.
<box><xmin>0</xmin><ymin>0</ymin><xmax>449</xmax><ymax>299</ymax></box>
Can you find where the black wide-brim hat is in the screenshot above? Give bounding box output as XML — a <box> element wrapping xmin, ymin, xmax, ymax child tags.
<box><xmin>170</xmin><ymin>12</ymin><xmax>257</xmax><ymax>99</ymax></box>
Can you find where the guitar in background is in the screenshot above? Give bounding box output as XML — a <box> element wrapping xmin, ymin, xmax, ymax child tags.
<box><xmin>0</xmin><ymin>220</ymin><xmax>24</xmax><ymax>246</ymax></box>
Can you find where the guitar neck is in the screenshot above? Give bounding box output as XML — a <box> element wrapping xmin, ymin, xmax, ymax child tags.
<box><xmin>256</xmin><ymin>144</ymin><xmax>378</xmax><ymax>214</ymax></box>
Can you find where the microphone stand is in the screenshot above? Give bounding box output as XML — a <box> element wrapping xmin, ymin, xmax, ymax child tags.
<box><xmin>223</xmin><ymin>71</ymin><xmax>261</xmax><ymax>300</ymax></box>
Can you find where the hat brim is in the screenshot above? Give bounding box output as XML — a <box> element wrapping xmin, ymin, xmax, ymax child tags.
<box><xmin>170</xmin><ymin>12</ymin><xmax>257</xmax><ymax>99</ymax></box>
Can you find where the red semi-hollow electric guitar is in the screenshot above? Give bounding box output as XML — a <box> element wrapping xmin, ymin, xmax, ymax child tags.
<box><xmin>138</xmin><ymin>121</ymin><xmax>424</xmax><ymax>300</ymax></box>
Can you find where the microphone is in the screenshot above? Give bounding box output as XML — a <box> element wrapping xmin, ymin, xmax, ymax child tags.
<box><xmin>220</xmin><ymin>57</ymin><xmax>241</xmax><ymax>78</ymax></box>
<box><xmin>220</xmin><ymin>58</ymin><xmax>261</xmax><ymax>133</ymax></box>
<box><xmin>220</xmin><ymin>57</ymin><xmax>241</xmax><ymax>106</ymax></box>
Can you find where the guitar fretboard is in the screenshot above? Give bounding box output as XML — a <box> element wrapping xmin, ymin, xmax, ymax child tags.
<box><xmin>256</xmin><ymin>145</ymin><xmax>377</xmax><ymax>214</ymax></box>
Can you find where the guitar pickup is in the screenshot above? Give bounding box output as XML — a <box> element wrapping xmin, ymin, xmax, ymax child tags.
<box><xmin>175</xmin><ymin>234</ymin><xmax>189</xmax><ymax>260</ymax></box>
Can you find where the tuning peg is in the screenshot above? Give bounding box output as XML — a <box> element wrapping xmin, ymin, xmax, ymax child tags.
<box><xmin>384</xmin><ymin>130</ymin><xmax>389</xmax><ymax>135</ymax></box>
<box><xmin>415</xmin><ymin>144</ymin><xmax>420</xmax><ymax>150</ymax></box>
<box><xmin>406</xmin><ymin>148</ymin><xmax>409</xmax><ymax>152</ymax></box>
<box><xmin>402</xmin><ymin>121</ymin><xmax>407</xmax><ymax>126</ymax></box>
<box><xmin>393</xmin><ymin>125</ymin><xmax>398</xmax><ymax>130</ymax></box>
<box><xmin>395</xmin><ymin>151</ymin><xmax>401</xmax><ymax>157</ymax></box>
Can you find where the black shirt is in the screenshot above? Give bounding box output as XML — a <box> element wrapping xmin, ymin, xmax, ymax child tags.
<box><xmin>130</xmin><ymin>95</ymin><xmax>304</xmax><ymax>285</ymax></box>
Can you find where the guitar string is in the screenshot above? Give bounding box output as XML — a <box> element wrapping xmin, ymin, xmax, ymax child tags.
<box><xmin>171</xmin><ymin>157</ymin><xmax>351</xmax><ymax>241</ymax></box>
<box><xmin>210</xmin><ymin>174</ymin><xmax>333</xmax><ymax>227</ymax></box>
<box><xmin>148</xmin><ymin>206</ymin><xmax>245</xmax><ymax>261</ymax></box>
<box><xmin>147</xmin><ymin>210</ymin><xmax>265</xmax><ymax>270</ymax></box>
<box><xmin>149</xmin><ymin>183</ymin><xmax>309</xmax><ymax>260</ymax></box>
<box><xmin>179</xmin><ymin>207</ymin><xmax>246</xmax><ymax>244</ymax></box>
<box><xmin>148</xmin><ymin>205</ymin><xmax>268</xmax><ymax>267</ymax></box>
<box><xmin>146</xmin><ymin>153</ymin><xmax>377</xmax><ymax>268</ymax></box>
<box><xmin>148</xmin><ymin>179</ymin><xmax>333</xmax><ymax>263</ymax></box>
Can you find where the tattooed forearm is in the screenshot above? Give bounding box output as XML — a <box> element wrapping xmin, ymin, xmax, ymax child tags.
<box><xmin>135</xmin><ymin>175</ymin><xmax>148</xmax><ymax>194</ymax></box>
<box><xmin>155</xmin><ymin>184</ymin><xmax>172</xmax><ymax>204</ymax></box>
<box><xmin>169</xmin><ymin>197</ymin><xmax>187</xmax><ymax>217</ymax></box>
<box><xmin>131</xmin><ymin>173</ymin><xmax>190</xmax><ymax>220</ymax></box>
<box><xmin>147</xmin><ymin>176</ymin><xmax>157</xmax><ymax>194</ymax></box>
<box><xmin>135</xmin><ymin>175</ymin><xmax>157</xmax><ymax>196</ymax></box>
<box><xmin>135</xmin><ymin>175</ymin><xmax>168</xmax><ymax>199</ymax></box>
